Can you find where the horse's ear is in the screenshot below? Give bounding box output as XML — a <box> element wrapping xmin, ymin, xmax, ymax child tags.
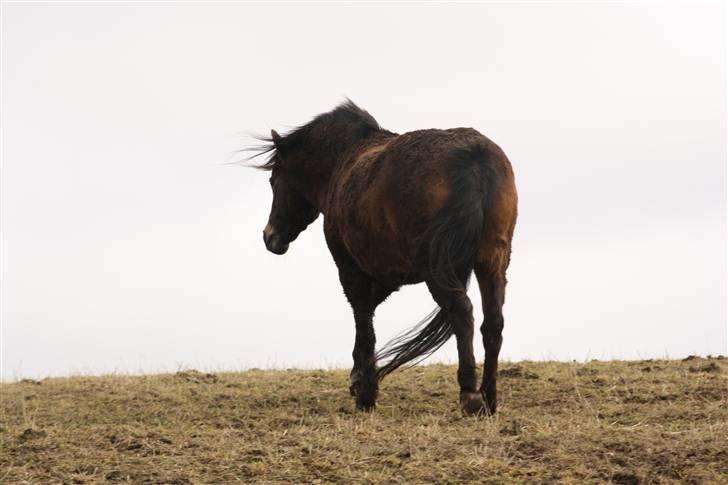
<box><xmin>270</xmin><ymin>129</ymin><xmax>282</xmax><ymax>145</ymax></box>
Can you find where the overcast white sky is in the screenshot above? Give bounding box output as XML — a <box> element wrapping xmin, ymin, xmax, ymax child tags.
<box><xmin>2</xmin><ymin>3</ymin><xmax>726</xmax><ymax>380</ymax></box>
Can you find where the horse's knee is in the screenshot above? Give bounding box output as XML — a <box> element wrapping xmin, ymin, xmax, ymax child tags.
<box><xmin>453</xmin><ymin>294</ymin><xmax>473</xmax><ymax>315</ymax></box>
<box><xmin>448</xmin><ymin>295</ymin><xmax>475</xmax><ymax>335</ymax></box>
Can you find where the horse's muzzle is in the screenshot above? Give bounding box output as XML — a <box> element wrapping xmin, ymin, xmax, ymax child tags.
<box><xmin>264</xmin><ymin>231</ymin><xmax>289</xmax><ymax>255</ymax></box>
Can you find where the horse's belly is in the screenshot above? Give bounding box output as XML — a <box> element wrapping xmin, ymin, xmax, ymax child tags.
<box><xmin>338</xmin><ymin>215</ymin><xmax>428</xmax><ymax>285</ymax></box>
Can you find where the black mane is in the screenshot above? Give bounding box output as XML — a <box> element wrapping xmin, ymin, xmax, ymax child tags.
<box><xmin>249</xmin><ymin>99</ymin><xmax>380</xmax><ymax>171</ymax></box>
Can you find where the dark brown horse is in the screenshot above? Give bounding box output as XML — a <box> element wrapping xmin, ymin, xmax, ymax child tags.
<box><xmin>251</xmin><ymin>101</ymin><xmax>517</xmax><ymax>415</ymax></box>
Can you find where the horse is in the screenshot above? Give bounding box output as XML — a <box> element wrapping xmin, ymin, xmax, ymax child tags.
<box><xmin>250</xmin><ymin>100</ymin><xmax>517</xmax><ymax>416</ymax></box>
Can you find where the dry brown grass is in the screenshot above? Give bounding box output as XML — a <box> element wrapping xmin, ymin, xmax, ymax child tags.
<box><xmin>2</xmin><ymin>357</ymin><xmax>727</xmax><ymax>484</ymax></box>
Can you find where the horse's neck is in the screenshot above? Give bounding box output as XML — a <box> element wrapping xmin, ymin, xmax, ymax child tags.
<box><xmin>299</xmin><ymin>132</ymin><xmax>397</xmax><ymax>215</ymax></box>
<box><xmin>293</xmin><ymin>155</ymin><xmax>341</xmax><ymax>215</ymax></box>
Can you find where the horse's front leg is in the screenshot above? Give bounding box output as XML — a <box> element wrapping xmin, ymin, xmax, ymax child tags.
<box><xmin>349</xmin><ymin>307</ymin><xmax>377</xmax><ymax>409</ymax></box>
<box><xmin>336</xmin><ymin>263</ymin><xmax>393</xmax><ymax>411</ymax></box>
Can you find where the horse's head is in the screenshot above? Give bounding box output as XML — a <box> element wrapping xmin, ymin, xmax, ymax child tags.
<box><xmin>255</xmin><ymin>102</ymin><xmax>380</xmax><ymax>254</ymax></box>
<box><xmin>261</xmin><ymin>130</ymin><xmax>319</xmax><ymax>255</ymax></box>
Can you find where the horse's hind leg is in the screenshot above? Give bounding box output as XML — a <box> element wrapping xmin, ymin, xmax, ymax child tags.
<box><xmin>426</xmin><ymin>281</ymin><xmax>485</xmax><ymax>416</ymax></box>
<box><xmin>474</xmin><ymin>257</ymin><xmax>508</xmax><ymax>415</ymax></box>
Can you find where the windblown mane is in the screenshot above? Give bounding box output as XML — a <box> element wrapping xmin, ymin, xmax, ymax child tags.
<box><xmin>247</xmin><ymin>99</ymin><xmax>380</xmax><ymax>171</ymax></box>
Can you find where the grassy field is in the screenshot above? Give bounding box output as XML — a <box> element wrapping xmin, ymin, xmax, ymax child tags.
<box><xmin>1</xmin><ymin>357</ymin><xmax>726</xmax><ymax>484</ymax></box>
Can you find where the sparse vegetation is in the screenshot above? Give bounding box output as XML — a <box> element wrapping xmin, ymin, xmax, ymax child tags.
<box><xmin>2</xmin><ymin>357</ymin><xmax>726</xmax><ymax>484</ymax></box>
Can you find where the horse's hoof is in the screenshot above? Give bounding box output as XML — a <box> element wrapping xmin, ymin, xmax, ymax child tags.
<box><xmin>482</xmin><ymin>390</ymin><xmax>497</xmax><ymax>415</ymax></box>
<box><xmin>349</xmin><ymin>370</ymin><xmax>362</xmax><ymax>396</ymax></box>
<box><xmin>460</xmin><ymin>391</ymin><xmax>487</xmax><ymax>417</ymax></box>
<box><xmin>356</xmin><ymin>398</ymin><xmax>376</xmax><ymax>412</ymax></box>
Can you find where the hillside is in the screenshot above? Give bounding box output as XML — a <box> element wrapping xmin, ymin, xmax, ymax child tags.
<box><xmin>1</xmin><ymin>357</ymin><xmax>726</xmax><ymax>484</ymax></box>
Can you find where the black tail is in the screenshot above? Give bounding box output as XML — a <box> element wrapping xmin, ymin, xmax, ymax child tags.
<box><xmin>376</xmin><ymin>143</ymin><xmax>497</xmax><ymax>381</ymax></box>
<box><xmin>375</xmin><ymin>307</ymin><xmax>450</xmax><ymax>380</ymax></box>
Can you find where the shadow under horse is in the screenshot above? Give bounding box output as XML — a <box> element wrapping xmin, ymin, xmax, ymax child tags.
<box><xmin>251</xmin><ymin>101</ymin><xmax>517</xmax><ymax>416</ymax></box>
